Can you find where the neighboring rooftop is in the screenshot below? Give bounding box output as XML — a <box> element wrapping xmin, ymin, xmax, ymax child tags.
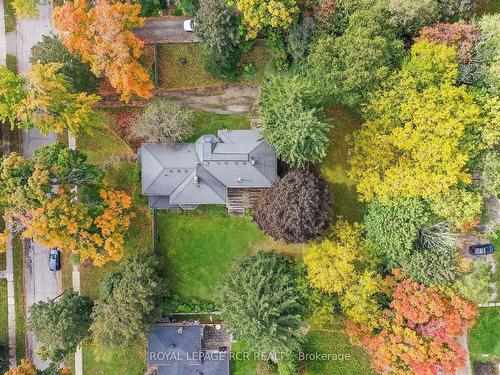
<box><xmin>148</xmin><ymin>323</ymin><xmax>230</xmax><ymax>375</ymax></box>
<box><xmin>140</xmin><ymin>129</ymin><xmax>277</xmax><ymax>210</ymax></box>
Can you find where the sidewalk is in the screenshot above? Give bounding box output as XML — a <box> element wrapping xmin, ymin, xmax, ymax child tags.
<box><xmin>0</xmin><ymin>0</ymin><xmax>6</xmax><ymax>65</ymax></box>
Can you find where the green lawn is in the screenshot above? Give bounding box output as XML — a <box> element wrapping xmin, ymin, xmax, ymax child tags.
<box><xmin>13</xmin><ymin>239</ymin><xmax>25</xmax><ymax>361</ymax></box>
<box><xmin>189</xmin><ymin>111</ymin><xmax>251</xmax><ymax>141</ymax></box>
<box><xmin>238</xmin><ymin>41</ymin><xmax>274</xmax><ymax>83</ymax></box>
<box><xmin>155</xmin><ymin>42</ymin><xmax>273</xmax><ymax>90</ymax></box>
<box><xmin>157</xmin><ymin>44</ymin><xmax>224</xmax><ymax>90</ymax></box>
<box><xmin>477</xmin><ymin>0</ymin><xmax>500</xmax><ymax>14</ymax></box>
<box><xmin>304</xmin><ymin>322</ymin><xmax>375</xmax><ymax>375</ymax></box>
<box><xmin>82</xmin><ymin>342</ymin><xmax>146</xmax><ymax>375</ymax></box>
<box><xmin>156</xmin><ymin>207</ymin><xmax>266</xmax><ymax>301</ymax></box>
<box><xmin>231</xmin><ymin>340</ymin><xmax>260</xmax><ymax>375</ymax></box>
<box><xmin>319</xmin><ymin>107</ymin><xmax>365</xmax><ymax>223</ymax></box>
<box><xmin>469</xmin><ymin>307</ymin><xmax>500</xmax><ymax>362</ymax></box>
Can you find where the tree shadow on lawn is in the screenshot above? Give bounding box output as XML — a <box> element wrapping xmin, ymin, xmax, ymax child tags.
<box><xmin>320</xmin><ymin>106</ymin><xmax>365</xmax><ymax>223</ymax></box>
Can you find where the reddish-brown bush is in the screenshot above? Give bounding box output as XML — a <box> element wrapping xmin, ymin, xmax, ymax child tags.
<box><xmin>253</xmin><ymin>169</ymin><xmax>332</xmax><ymax>243</ymax></box>
<box><xmin>418</xmin><ymin>21</ymin><xmax>480</xmax><ymax>63</ymax></box>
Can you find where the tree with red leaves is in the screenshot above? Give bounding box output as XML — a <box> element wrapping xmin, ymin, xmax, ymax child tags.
<box><xmin>53</xmin><ymin>0</ymin><xmax>153</xmax><ymax>101</ymax></box>
<box><xmin>346</xmin><ymin>279</ymin><xmax>477</xmax><ymax>375</ymax></box>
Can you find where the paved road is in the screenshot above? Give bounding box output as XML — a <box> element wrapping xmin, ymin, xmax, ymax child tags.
<box><xmin>133</xmin><ymin>16</ymin><xmax>198</xmax><ymax>43</ymax></box>
<box><xmin>16</xmin><ymin>1</ymin><xmax>61</xmax><ymax>370</ymax></box>
<box><xmin>24</xmin><ymin>240</ymin><xmax>62</xmax><ymax>370</ymax></box>
<box><xmin>0</xmin><ymin>0</ymin><xmax>6</xmax><ymax>65</ymax></box>
<box><xmin>16</xmin><ymin>2</ymin><xmax>56</xmax><ymax>73</ymax></box>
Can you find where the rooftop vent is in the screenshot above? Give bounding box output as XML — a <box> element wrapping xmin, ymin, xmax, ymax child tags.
<box><xmin>193</xmin><ymin>176</ymin><xmax>199</xmax><ymax>184</ymax></box>
<box><xmin>170</xmin><ymin>343</ymin><xmax>176</xmax><ymax>348</ymax></box>
<box><xmin>238</xmin><ymin>177</ymin><xmax>242</xmax><ymax>183</ymax></box>
<box><xmin>177</xmin><ymin>327</ymin><xmax>183</xmax><ymax>334</ymax></box>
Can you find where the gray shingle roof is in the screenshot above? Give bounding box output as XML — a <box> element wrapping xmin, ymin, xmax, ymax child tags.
<box><xmin>140</xmin><ymin>130</ymin><xmax>277</xmax><ymax>209</ymax></box>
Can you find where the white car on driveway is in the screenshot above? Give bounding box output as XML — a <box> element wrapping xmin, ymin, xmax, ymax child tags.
<box><xmin>183</xmin><ymin>19</ymin><xmax>196</xmax><ymax>32</ymax></box>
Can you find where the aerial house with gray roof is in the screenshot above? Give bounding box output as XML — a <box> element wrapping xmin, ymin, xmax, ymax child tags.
<box><xmin>139</xmin><ymin>129</ymin><xmax>277</xmax><ymax>215</ymax></box>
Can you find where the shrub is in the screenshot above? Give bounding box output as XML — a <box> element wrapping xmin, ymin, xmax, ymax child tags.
<box><xmin>364</xmin><ymin>197</ymin><xmax>430</xmax><ymax>269</ymax></box>
<box><xmin>260</xmin><ymin>74</ymin><xmax>331</xmax><ymax>167</ymax></box>
<box><xmin>253</xmin><ymin>169</ymin><xmax>332</xmax><ymax>243</ymax></box>
<box><xmin>388</xmin><ymin>0</ymin><xmax>440</xmax><ymax>37</ymax></box>
<box><xmin>30</xmin><ymin>35</ymin><xmax>98</xmax><ymax>93</ymax></box>
<box><xmin>131</xmin><ymin>100</ymin><xmax>194</xmax><ymax>145</ymax></box>
<box><xmin>286</xmin><ymin>16</ymin><xmax>316</xmax><ymax>62</ymax></box>
<box><xmin>479</xmin><ymin>151</ymin><xmax>500</xmax><ymax>198</ymax></box>
<box><xmin>174</xmin><ymin>0</ymin><xmax>198</xmax><ymax>15</ymax></box>
<box><xmin>430</xmin><ymin>189</ymin><xmax>483</xmax><ymax>230</ymax></box>
<box><xmin>217</xmin><ymin>252</ymin><xmax>303</xmax><ymax>355</ymax></box>
<box><xmin>278</xmin><ymin>352</ymin><xmax>300</xmax><ymax>375</ymax></box>
<box><xmin>402</xmin><ymin>249</ymin><xmax>460</xmax><ymax>285</ymax></box>
<box><xmin>133</xmin><ymin>0</ymin><xmax>166</xmax><ymax>16</ymax></box>
<box><xmin>418</xmin><ymin>21</ymin><xmax>480</xmax><ymax>64</ymax></box>
<box><xmin>453</xmin><ymin>262</ymin><xmax>494</xmax><ymax>303</ymax></box>
<box><xmin>308</xmin><ymin>8</ymin><xmax>403</xmax><ymax>108</ymax></box>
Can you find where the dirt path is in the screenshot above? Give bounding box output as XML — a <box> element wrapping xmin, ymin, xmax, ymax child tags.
<box><xmin>160</xmin><ymin>85</ymin><xmax>260</xmax><ymax>115</ymax></box>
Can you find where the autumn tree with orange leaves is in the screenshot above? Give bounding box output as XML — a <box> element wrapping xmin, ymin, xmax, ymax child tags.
<box><xmin>53</xmin><ymin>0</ymin><xmax>153</xmax><ymax>101</ymax></box>
<box><xmin>346</xmin><ymin>278</ymin><xmax>477</xmax><ymax>375</ymax></box>
<box><xmin>0</xmin><ymin>143</ymin><xmax>133</xmax><ymax>266</ymax></box>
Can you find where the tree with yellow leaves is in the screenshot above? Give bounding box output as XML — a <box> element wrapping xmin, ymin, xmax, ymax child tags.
<box><xmin>0</xmin><ymin>143</ymin><xmax>133</xmax><ymax>266</ymax></box>
<box><xmin>348</xmin><ymin>40</ymin><xmax>482</xmax><ymax>202</ymax></box>
<box><xmin>304</xmin><ymin>220</ymin><xmax>369</xmax><ymax>294</ymax></box>
<box><xmin>230</xmin><ymin>0</ymin><xmax>299</xmax><ymax>40</ymax></box>
<box><xmin>53</xmin><ymin>0</ymin><xmax>153</xmax><ymax>101</ymax></box>
<box><xmin>0</xmin><ymin>63</ymin><xmax>100</xmax><ymax>135</ymax></box>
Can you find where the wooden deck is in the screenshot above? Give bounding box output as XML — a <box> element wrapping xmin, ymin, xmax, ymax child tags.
<box><xmin>226</xmin><ymin>188</ymin><xmax>264</xmax><ymax>216</ymax></box>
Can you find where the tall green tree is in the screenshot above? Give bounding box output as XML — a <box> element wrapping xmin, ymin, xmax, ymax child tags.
<box><xmin>195</xmin><ymin>0</ymin><xmax>240</xmax><ymax>79</ymax></box>
<box><xmin>91</xmin><ymin>255</ymin><xmax>164</xmax><ymax>350</ymax></box>
<box><xmin>308</xmin><ymin>8</ymin><xmax>403</xmax><ymax>108</ymax></box>
<box><xmin>260</xmin><ymin>74</ymin><xmax>331</xmax><ymax>167</ymax></box>
<box><xmin>364</xmin><ymin>197</ymin><xmax>430</xmax><ymax>268</ymax></box>
<box><xmin>217</xmin><ymin>252</ymin><xmax>303</xmax><ymax>357</ymax></box>
<box><xmin>401</xmin><ymin>249</ymin><xmax>460</xmax><ymax>286</ymax></box>
<box><xmin>30</xmin><ymin>35</ymin><xmax>98</xmax><ymax>94</ymax></box>
<box><xmin>28</xmin><ymin>289</ymin><xmax>93</xmax><ymax>361</ymax></box>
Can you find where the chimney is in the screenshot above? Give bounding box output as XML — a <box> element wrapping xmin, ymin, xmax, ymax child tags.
<box><xmin>250</xmin><ymin>159</ymin><xmax>256</xmax><ymax>165</ymax></box>
<box><xmin>193</xmin><ymin>175</ymin><xmax>199</xmax><ymax>184</ymax></box>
